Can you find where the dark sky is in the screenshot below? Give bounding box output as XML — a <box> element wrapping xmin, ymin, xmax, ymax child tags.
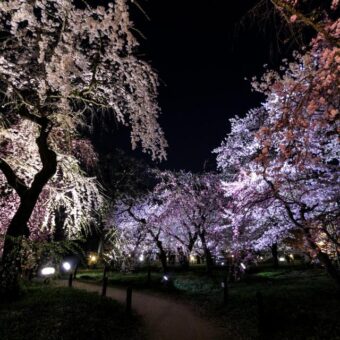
<box><xmin>102</xmin><ymin>0</ymin><xmax>295</xmax><ymax>172</ymax></box>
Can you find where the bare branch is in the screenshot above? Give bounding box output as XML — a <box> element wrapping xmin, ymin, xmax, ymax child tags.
<box><xmin>0</xmin><ymin>157</ymin><xmax>28</xmax><ymax>197</ymax></box>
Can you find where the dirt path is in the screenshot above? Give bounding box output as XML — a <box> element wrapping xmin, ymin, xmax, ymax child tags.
<box><xmin>57</xmin><ymin>280</ymin><xmax>224</xmax><ymax>340</ymax></box>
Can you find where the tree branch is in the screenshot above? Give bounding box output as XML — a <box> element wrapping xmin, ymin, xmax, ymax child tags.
<box><xmin>29</xmin><ymin>116</ymin><xmax>57</xmax><ymax>195</ymax></box>
<box><xmin>0</xmin><ymin>157</ymin><xmax>28</xmax><ymax>198</ymax></box>
<box><xmin>18</xmin><ymin>106</ymin><xmax>44</xmax><ymax>126</ymax></box>
<box><xmin>270</xmin><ymin>0</ymin><xmax>340</xmax><ymax>47</ymax></box>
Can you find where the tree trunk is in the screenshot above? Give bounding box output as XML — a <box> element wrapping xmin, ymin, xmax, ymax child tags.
<box><xmin>0</xmin><ymin>119</ymin><xmax>57</xmax><ymax>296</ymax></box>
<box><xmin>277</xmin><ymin>194</ymin><xmax>340</xmax><ymax>287</ymax></box>
<box><xmin>157</xmin><ymin>241</ymin><xmax>168</xmax><ymax>273</ymax></box>
<box><xmin>199</xmin><ymin>232</ymin><xmax>213</xmax><ymax>274</ymax></box>
<box><xmin>316</xmin><ymin>250</ymin><xmax>340</xmax><ymax>286</ymax></box>
<box><xmin>336</xmin><ymin>250</ymin><xmax>340</xmax><ymax>269</ymax></box>
<box><xmin>185</xmin><ymin>238</ymin><xmax>196</xmax><ymax>267</ymax></box>
<box><xmin>177</xmin><ymin>247</ymin><xmax>189</xmax><ymax>269</ymax></box>
<box><xmin>303</xmin><ymin>228</ymin><xmax>340</xmax><ymax>286</ymax></box>
<box><xmin>271</xmin><ymin>243</ymin><xmax>279</xmax><ymax>269</ymax></box>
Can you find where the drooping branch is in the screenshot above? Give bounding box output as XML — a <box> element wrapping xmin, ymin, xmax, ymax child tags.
<box><xmin>270</xmin><ymin>0</ymin><xmax>340</xmax><ymax>47</ymax></box>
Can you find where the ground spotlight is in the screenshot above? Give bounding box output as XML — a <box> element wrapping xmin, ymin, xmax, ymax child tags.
<box><xmin>41</xmin><ymin>267</ymin><xmax>56</xmax><ymax>276</ymax></box>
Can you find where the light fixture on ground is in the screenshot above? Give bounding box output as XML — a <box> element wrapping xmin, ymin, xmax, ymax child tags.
<box><xmin>41</xmin><ymin>267</ymin><xmax>56</xmax><ymax>276</ymax></box>
<box><xmin>279</xmin><ymin>257</ymin><xmax>286</xmax><ymax>262</ymax></box>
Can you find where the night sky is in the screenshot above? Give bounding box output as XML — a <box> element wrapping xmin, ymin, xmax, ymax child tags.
<box><xmin>104</xmin><ymin>0</ymin><xmax>298</xmax><ymax>172</ymax></box>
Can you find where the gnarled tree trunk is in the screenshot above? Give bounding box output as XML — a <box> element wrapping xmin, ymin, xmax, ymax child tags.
<box><xmin>0</xmin><ymin>118</ymin><xmax>57</xmax><ymax>296</ymax></box>
<box><xmin>303</xmin><ymin>228</ymin><xmax>340</xmax><ymax>287</ymax></box>
<box><xmin>157</xmin><ymin>241</ymin><xmax>168</xmax><ymax>274</ymax></box>
<box><xmin>199</xmin><ymin>231</ymin><xmax>214</xmax><ymax>275</ymax></box>
<box><xmin>271</xmin><ymin>243</ymin><xmax>279</xmax><ymax>269</ymax></box>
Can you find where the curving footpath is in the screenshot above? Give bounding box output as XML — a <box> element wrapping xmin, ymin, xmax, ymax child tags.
<box><xmin>57</xmin><ymin>280</ymin><xmax>224</xmax><ymax>340</ymax></box>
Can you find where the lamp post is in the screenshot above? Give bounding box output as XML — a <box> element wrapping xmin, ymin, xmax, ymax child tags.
<box><xmin>102</xmin><ymin>265</ymin><xmax>108</xmax><ymax>297</ymax></box>
<box><xmin>62</xmin><ymin>260</ymin><xmax>74</xmax><ymax>287</ymax></box>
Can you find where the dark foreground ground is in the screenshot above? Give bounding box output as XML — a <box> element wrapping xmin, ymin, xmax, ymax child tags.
<box><xmin>57</xmin><ymin>279</ymin><xmax>224</xmax><ymax>340</ymax></box>
<box><xmin>78</xmin><ymin>264</ymin><xmax>340</xmax><ymax>339</ymax></box>
<box><xmin>0</xmin><ymin>284</ymin><xmax>144</xmax><ymax>340</ymax></box>
<box><xmin>0</xmin><ymin>264</ymin><xmax>339</xmax><ymax>339</ymax></box>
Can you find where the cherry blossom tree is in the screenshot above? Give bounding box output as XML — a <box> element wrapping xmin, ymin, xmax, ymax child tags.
<box><xmin>159</xmin><ymin>211</ymin><xmax>198</xmax><ymax>268</ymax></box>
<box><xmin>153</xmin><ymin>171</ymin><xmax>229</xmax><ymax>274</ymax></box>
<box><xmin>270</xmin><ymin>0</ymin><xmax>339</xmax><ymax>42</ymax></box>
<box><xmin>0</xmin><ymin>0</ymin><xmax>166</xmax><ymax>294</ymax></box>
<box><xmin>0</xmin><ymin>121</ymin><xmax>104</xmax><ymax>245</ymax></box>
<box><xmin>108</xmin><ymin>195</ymin><xmax>171</xmax><ymax>273</ymax></box>
<box><xmin>215</xmin><ymin>6</ymin><xmax>340</xmax><ymax>284</ymax></box>
<box><xmin>106</xmin><ymin>170</ymin><xmax>229</xmax><ymax>274</ymax></box>
<box><xmin>250</xmin><ymin>0</ymin><xmax>340</xmax><ymax>49</ymax></box>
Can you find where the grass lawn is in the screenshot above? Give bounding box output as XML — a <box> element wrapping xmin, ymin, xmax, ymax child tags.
<box><xmin>200</xmin><ymin>269</ymin><xmax>340</xmax><ymax>339</ymax></box>
<box><xmin>78</xmin><ymin>268</ymin><xmax>164</xmax><ymax>289</ymax></box>
<box><xmin>78</xmin><ymin>265</ymin><xmax>340</xmax><ymax>339</ymax></box>
<box><xmin>0</xmin><ymin>283</ymin><xmax>144</xmax><ymax>340</ymax></box>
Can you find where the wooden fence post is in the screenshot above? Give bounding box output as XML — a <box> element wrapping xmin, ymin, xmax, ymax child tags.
<box><xmin>102</xmin><ymin>266</ymin><xmax>108</xmax><ymax>297</ymax></box>
<box><xmin>256</xmin><ymin>291</ymin><xmax>265</xmax><ymax>339</ymax></box>
<box><xmin>223</xmin><ymin>276</ymin><xmax>228</xmax><ymax>305</ymax></box>
<box><xmin>147</xmin><ymin>266</ymin><xmax>151</xmax><ymax>286</ymax></box>
<box><xmin>126</xmin><ymin>286</ymin><xmax>132</xmax><ymax>314</ymax></box>
<box><xmin>102</xmin><ymin>277</ymin><xmax>108</xmax><ymax>297</ymax></box>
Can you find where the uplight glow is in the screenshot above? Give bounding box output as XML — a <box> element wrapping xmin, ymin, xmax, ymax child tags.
<box><xmin>41</xmin><ymin>267</ymin><xmax>56</xmax><ymax>276</ymax></box>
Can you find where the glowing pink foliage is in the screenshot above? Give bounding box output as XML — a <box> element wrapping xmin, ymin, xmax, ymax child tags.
<box><xmin>215</xmin><ymin>19</ymin><xmax>340</xmax><ymax>257</ymax></box>
<box><xmin>0</xmin><ymin>0</ymin><xmax>167</xmax><ymax>160</ymax></box>
<box><xmin>0</xmin><ymin>0</ymin><xmax>167</xmax><ymax>252</ymax></box>
<box><xmin>0</xmin><ymin>122</ymin><xmax>104</xmax><ymax>251</ymax></box>
<box><xmin>108</xmin><ymin>171</ymin><xmax>229</xmax><ymax>268</ymax></box>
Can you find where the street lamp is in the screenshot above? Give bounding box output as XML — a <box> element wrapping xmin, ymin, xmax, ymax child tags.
<box><xmin>88</xmin><ymin>253</ymin><xmax>98</xmax><ymax>265</ymax></box>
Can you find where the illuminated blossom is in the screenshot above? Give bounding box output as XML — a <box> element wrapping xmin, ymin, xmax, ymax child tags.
<box><xmin>0</xmin><ymin>122</ymin><xmax>104</xmax><ymax>253</ymax></box>
<box><xmin>0</xmin><ymin>0</ymin><xmax>166</xmax><ymax>290</ymax></box>
<box><xmin>107</xmin><ymin>171</ymin><xmax>229</xmax><ymax>273</ymax></box>
<box><xmin>215</xmin><ymin>17</ymin><xmax>340</xmax><ymax>284</ymax></box>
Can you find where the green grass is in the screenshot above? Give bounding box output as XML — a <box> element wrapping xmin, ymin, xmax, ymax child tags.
<box><xmin>0</xmin><ymin>283</ymin><xmax>144</xmax><ymax>340</ymax></box>
<box><xmin>78</xmin><ymin>269</ymin><xmax>165</xmax><ymax>290</ymax></box>
<box><xmin>173</xmin><ymin>268</ymin><xmax>340</xmax><ymax>339</ymax></box>
<box><xmin>78</xmin><ymin>265</ymin><xmax>340</xmax><ymax>339</ymax></box>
